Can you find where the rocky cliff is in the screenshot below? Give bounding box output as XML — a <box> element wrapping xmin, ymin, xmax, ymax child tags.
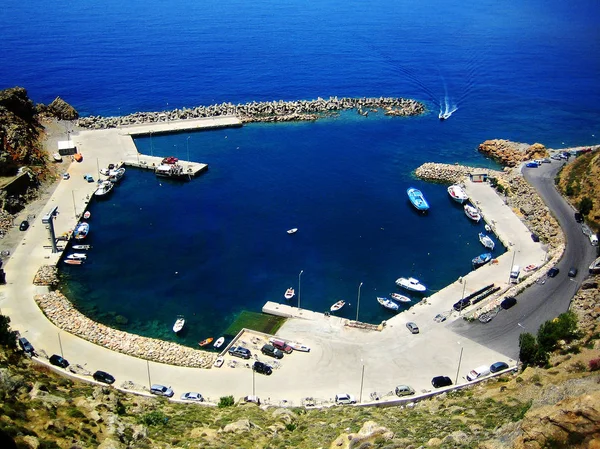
<box><xmin>478</xmin><ymin>139</ymin><xmax>548</xmax><ymax>167</ymax></box>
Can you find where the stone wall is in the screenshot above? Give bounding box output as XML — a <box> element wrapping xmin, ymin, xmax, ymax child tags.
<box><xmin>414</xmin><ymin>162</ymin><xmax>503</xmax><ymax>184</ymax></box>
<box><xmin>35</xmin><ymin>291</ymin><xmax>215</xmax><ymax>368</ymax></box>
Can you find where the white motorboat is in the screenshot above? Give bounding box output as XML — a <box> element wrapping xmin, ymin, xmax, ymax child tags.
<box><xmin>108</xmin><ymin>167</ymin><xmax>126</xmax><ymax>183</ymax></box>
<box><xmin>83</xmin><ymin>211</ymin><xmax>91</xmax><ymax>220</ymax></box>
<box><xmin>72</xmin><ymin>244</ymin><xmax>91</xmax><ymax>250</ymax></box>
<box><xmin>94</xmin><ymin>180</ymin><xmax>113</xmax><ymax>197</ymax></box>
<box><xmin>288</xmin><ymin>341</ymin><xmax>311</xmax><ymax>352</ymax></box>
<box><xmin>478</xmin><ymin>232</ymin><xmax>495</xmax><ymax>250</ymax></box>
<box><xmin>390</xmin><ymin>292</ymin><xmax>411</xmax><ymax>303</ymax></box>
<box><xmin>287</xmin><ymin>228</ymin><xmax>298</xmax><ymax>234</ymax></box>
<box><xmin>447</xmin><ymin>185</ymin><xmax>469</xmax><ymax>203</ymax></box>
<box><xmin>52</xmin><ymin>153</ymin><xmax>63</xmax><ymax>162</ymax></box>
<box><xmin>330</xmin><ymin>300</ymin><xmax>345</xmax><ymax>312</ymax></box>
<box><xmin>173</xmin><ymin>316</ymin><xmax>185</xmax><ymax>333</ymax></box>
<box><xmin>213</xmin><ymin>336</ymin><xmax>225</xmax><ymax>349</ymax></box>
<box><xmin>73</xmin><ymin>222</ymin><xmax>89</xmax><ymax>240</ymax></box>
<box><xmin>284</xmin><ymin>288</ymin><xmax>295</xmax><ymax>299</ymax></box>
<box><xmin>213</xmin><ymin>356</ymin><xmax>224</xmax><ymax>368</ymax></box>
<box><xmin>377</xmin><ymin>297</ymin><xmax>399</xmax><ymax>311</ymax></box>
<box><xmin>66</xmin><ymin>253</ymin><xmax>87</xmax><ymax>260</ymax></box>
<box><xmin>64</xmin><ymin>259</ymin><xmax>83</xmax><ymax>265</ymax></box>
<box><xmin>395</xmin><ymin>277</ymin><xmax>427</xmax><ymax>292</ymax></box>
<box><xmin>464</xmin><ymin>204</ymin><xmax>481</xmax><ymax>222</ymax></box>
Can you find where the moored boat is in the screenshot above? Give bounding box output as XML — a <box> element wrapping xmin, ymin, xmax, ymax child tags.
<box><xmin>287</xmin><ymin>228</ymin><xmax>298</xmax><ymax>234</ymax></box>
<box><xmin>198</xmin><ymin>337</ymin><xmax>214</xmax><ymax>347</ymax></box>
<box><xmin>155</xmin><ymin>163</ymin><xmax>191</xmax><ymax>179</ymax></box>
<box><xmin>108</xmin><ymin>167</ymin><xmax>126</xmax><ymax>183</ymax></box>
<box><xmin>83</xmin><ymin>211</ymin><xmax>91</xmax><ymax>220</ymax></box>
<box><xmin>395</xmin><ymin>277</ymin><xmax>427</xmax><ymax>292</ymax></box>
<box><xmin>213</xmin><ymin>356</ymin><xmax>224</xmax><ymax>368</ymax></box>
<box><xmin>173</xmin><ymin>316</ymin><xmax>185</xmax><ymax>333</ymax></box>
<box><xmin>94</xmin><ymin>180</ymin><xmax>114</xmax><ymax>197</ymax></box>
<box><xmin>72</xmin><ymin>244</ymin><xmax>91</xmax><ymax>250</ymax></box>
<box><xmin>478</xmin><ymin>232</ymin><xmax>495</xmax><ymax>250</ymax></box>
<box><xmin>64</xmin><ymin>259</ymin><xmax>83</xmax><ymax>265</ymax></box>
<box><xmin>377</xmin><ymin>297</ymin><xmax>399</xmax><ymax>311</ymax></box>
<box><xmin>464</xmin><ymin>204</ymin><xmax>481</xmax><ymax>222</ymax></box>
<box><xmin>213</xmin><ymin>336</ymin><xmax>225</xmax><ymax>349</ymax></box>
<box><xmin>288</xmin><ymin>341</ymin><xmax>311</xmax><ymax>352</ymax></box>
<box><xmin>66</xmin><ymin>253</ymin><xmax>87</xmax><ymax>260</ymax></box>
<box><xmin>330</xmin><ymin>300</ymin><xmax>345</xmax><ymax>312</ymax></box>
<box><xmin>472</xmin><ymin>252</ymin><xmax>492</xmax><ymax>268</ymax></box>
<box><xmin>52</xmin><ymin>153</ymin><xmax>63</xmax><ymax>162</ymax></box>
<box><xmin>390</xmin><ymin>292</ymin><xmax>411</xmax><ymax>303</ymax></box>
<box><xmin>407</xmin><ymin>187</ymin><xmax>430</xmax><ymax>212</ymax></box>
<box><xmin>447</xmin><ymin>185</ymin><xmax>469</xmax><ymax>203</ymax></box>
<box><xmin>284</xmin><ymin>288</ymin><xmax>295</xmax><ymax>299</ymax></box>
<box><xmin>73</xmin><ymin>222</ymin><xmax>89</xmax><ymax>240</ymax></box>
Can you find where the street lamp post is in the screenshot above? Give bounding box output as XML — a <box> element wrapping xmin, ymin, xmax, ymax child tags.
<box><xmin>187</xmin><ymin>136</ymin><xmax>191</xmax><ymax>163</ymax></box>
<box><xmin>298</xmin><ymin>270</ymin><xmax>303</xmax><ymax>310</ymax></box>
<box><xmin>356</xmin><ymin>282</ymin><xmax>363</xmax><ymax>322</ymax></box>
<box><xmin>146</xmin><ymin>360</ymin><xmax>152</xmax><ymax>390</ymax></box>
<box><xmin>455</xmin><ymin>344</ymin><xmax>464</xmax><ymax>385</ymax></box>
<box><xmin>252</xmin><ymin>367</ymin><xmax>255</xmax><ymax>396</ymax></box>
<box><xmin>509</xmin><ymin>249</ymin><xmax>517</xmax><ymax>283</ymax></box>
<box><xmin>459</xmin><ymin>279</ymin><xmax>467</xmax><ymax>316</ymax></box>
<box><xmin>71</xmin><ymin>191</ymin><xmax>77</xmax><ymax>218</ymax></box>
<box><xmin>359</xmin><ymin>364</ymin><xmax>365</xmax><ymax>403</ymax></box>
<box><xmin>57</xmin><ymin>332</ymin><xmax>64</xmax><ymax>358</ymax></box>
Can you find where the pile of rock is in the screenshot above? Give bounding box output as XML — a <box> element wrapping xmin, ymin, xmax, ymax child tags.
<box><xmin>0</xmin><ymin>209</ymin><xmax>14</xmax><ymax>235</ymax></box>
<box><xmin>33</xmin><ymin>265</ymin><xmax>58</xmax><ymax>286</ymax></box>
<box><xmin>34</xmin><ymin>291</ymin><xmax>215</xmax><ymax>368</ymax></box>
<box><xmin>76</xmin><ymin>96</ymin><xmax>426</xmax><ymax>129</ymax></box>
<box><xmin>478</xmin><ymin>139</ymin><xmax>548</xmax><ymax>167</ymax></box>
<box><xmin>415</xmin><ymin>162</ymin><xmax>503</xmax><ymax>184</ymax></box>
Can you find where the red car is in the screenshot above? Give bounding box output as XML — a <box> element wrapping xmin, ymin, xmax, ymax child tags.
<box><xmin>162</xmin><ymin>156</ymin><xmax>178</xmax><ymax>164</ymax></box>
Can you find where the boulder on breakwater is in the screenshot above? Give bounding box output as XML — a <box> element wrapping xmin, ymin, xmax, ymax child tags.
<box><xmin>478</xmin><ymin>139</ymin><xmax>548</xmax><ymax>167</ymax></box>
<box><xmin>76</xmin><ymin>96</ymin><xmax>426</xmax><ymax>129</ymax></box>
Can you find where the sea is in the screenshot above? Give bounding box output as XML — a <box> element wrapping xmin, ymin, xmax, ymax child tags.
<box><xmin>2</xmin><ymin>0</ymin><xmax>599</xmax><ymax>347</ymax></box>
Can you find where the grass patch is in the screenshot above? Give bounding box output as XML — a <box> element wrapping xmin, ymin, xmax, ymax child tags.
<box><xmin>224</xmin><ymin>311</ymin><xmax>286</xmax><ymax>335</ymax></box>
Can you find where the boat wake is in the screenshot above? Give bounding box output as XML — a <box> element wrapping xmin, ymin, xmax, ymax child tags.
<box><xmin>438</xmin><ymin>95</ymin><xmax>458</xmax><ymax>120</ymax></box>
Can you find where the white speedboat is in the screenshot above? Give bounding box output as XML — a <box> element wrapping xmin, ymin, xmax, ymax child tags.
<box><xmin>94</xmin><ymin>180</ymin><xmax>113</xmax><ymax>197</ymax></box>
<box><xmin>330</xmin><ymin>300</ymin><xmax>345</xmax><ymax>312</ymax></box>
<box><xmin>377</xmin><ymin>297</ymin><xmax>399</xmax><ymax>311</ymax></box>
<box><xmin>72</xmin><ymin>244</ymin><xmax>91</xmax><ymax>250</ymax></box>
<box><xmin>73</xmin><ymin>222</ymin><xmax>89</xmax><ymax>240</ymax></box>
<box><xmin>284</xmin><ymin>288</ymin><xmax>295</xmax><ymax>300</ymax></box>
<box><xmin>287</xmin><ymin>228</ymin><xmax>298</xmax><ymax>234</ymax></box>
<box><xmin>83</xmin><ymin>211</ymin><xmax>91</xmax><ymax>219</ymax></box>
<box><xmin>447</xmin><ymin>185</ymin><xmax>469</xmax><ymax>203</ymax></box>
<box><xmin>213</xmin><ymin>356</ymin><xmax>224</xmax><ymax>368</ymax></box>
<box><xmin>52</xmin><ymin>153</ymin><xmax>63</xmax><ymax>162</ymax></box>
<box><xmin>108</xmin><ymin>167</ymin><xmax>126</xmax><ymax>183</ymax></box>
<box><xmin>390</xmin><ymin>292</ymin><xmax>411</xmax><ymax>303</ymax></box>
<box><xmin>213</xmin><ymin>336</ymin><xmax>225</xmax><ymax>349</ymax></box>
<box><xmin>464</xmin><ymin>204</ymin><xmax>481</xmax><ymax>222</ymax></box>
<box><xmin>66</xmin><ymin>253</ymin><xmax>87</xmax><ymax>260</ymax></box>
<box><xmin>173</xmin><ymin>316</ymin><xmax>185</xmax><ymax>333</ymax></box>
<box><xmin>395</xmin><ymin>277</ymin><xmax>427</xmax><ymax>292</ymax></box>
<box><xmin>478</xmin><ymin>232</ymin><xmax>495</xmax><ymax>250</ymax></box>
<box><xmin>288</xmin><ymin>341</ymin><xmax>311</xmax><ymax>352</ymax></box>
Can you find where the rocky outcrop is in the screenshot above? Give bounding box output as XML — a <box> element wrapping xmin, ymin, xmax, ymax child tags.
<box><xmin>76</xmin><ymin>97</ymin><xmax>426</xmax><ymax>129</ymax></box>
<box><xmin>41</xmin><ymin>97</ymin><xmax>79</xmax><ymax>120</ymax></box>
<box><xmin>32</xmin><ymin>265</ymin><xmax>58</xmax><ymax>286</ymax></box>
<box><xmin>478</xmin><ymin>139</ymin><xmax>548</xmax><ymax>167</ymax></box>
<box><xmin>330</xmin><ymin>420</ymin><xmax>394</xmax><ymax>449</ymax></box>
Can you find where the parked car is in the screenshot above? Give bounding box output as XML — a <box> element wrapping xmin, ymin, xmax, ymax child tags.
<box><xmin>270</xmin><ymin>339</ymin><xmax>293</xmax><ymax>354</ymax></box>
<box><xmin>334</xmin><ymin>393</ymin><xmax>356</xmax><ymax>405</ymax></box>
<box><xmin>568</xmin><ymin>267</ymin><xmax>578</xmax><ymax>277</ymax></box>
<box><xmin>18</xmin><ymin>337</ymin><xmax>35</xmax><ymax>355</ymax></box>
<box><xmin>228</xmin><ymin>346</ymin><xmax>251</xmax><ymax>359</ymax></box>
<box><xmin>253</xmin><ymin>361</ymin><xmax>272</xmax><ymax>376</ymax></box>
<box><xmin>62</xmin><ymin>173</ymin><xmax>70</xmax><ymax>180</ymax></box>
<box><xmin>466</xmin><ymin>365</ymin><xmax>491</xmax><ymax>381</ymax></box>
<box><xmin>244</xmin><ymin>395</ymin><xmax>261</xmax><ymax>405</ymax></box>
<box><xmin>406</xmin><ymin>322</ymin><xmax>419</xmax><ymax>334</ymax></box>
<box><xmin>542</xmin><ymin>158</ymin><xmax>552</xmax><ymax>163</ymax></box>
<box><xmin>525</xmin><ymin>161</ymin><xmax>539</xmax><ymax>168</ymax></box>
<box><xmin>530</xmin><ymin>233</ymin><xmax>540</xmax><ymax>242</ymax></box>
<box><xmin>394</xmin><ymin>385</ymin><xmax>415</xmax><ymax>397</ymax></box>
<box><xmin>92</xmin><ymin>370</ymin><xmax>115</xmax><ymax>384</ymax></box>
<box><xmin>83</xmin><ymin>174</ymin><xmax>94</xmax><ymax>182</ymax></box>
<box><xmin>261</xmin><ymin>344</ymin><xmax>284</xmax><ymax>359</ymax></box>
<box><xmin>150</xmin><ymin>384</ymin><xmax>174</xmax><ymax>397</ymax></box>
<box><xmin>180</xmin><ymin>392</ymin><xmax>204</xmax><ymax>402</ymax></box>
<box><xmin>547</xmin><ymin>267</ymin><xmax>560</xmax><ymax>278</ymax></box>
<box><xmin>19</xmin><ymin>220</ymin><xmax>29</xmax><ymax>231</ymax></box>
<box><xmin>453</xmin><ymin>298</ymin><xmax>471</xmax><ymax>312</ymax></box>
<box><xmin>49</xmin><ymin>354</ymin><xmax>69</xmax><ymax>368</ymax></box>
<box><xmin>574</xmin><ymin>212</ymin><xmax>583</xmax><ymax>223</ymax></box>
<box><xmin>501</xmin><ymin>296</ymin><xmax>517</xmax><ymax>310</ymax></box>
<box><xmin>431</xmin><ymin>376</ymin><xmax>453</xmax><ymax>388</ymax></box>
<box><xmin>433</xmin><ymin>313</ymin><xmax>447</xmax><ymax>323</ymax></box>
<box><xmin>490</xmin><ymin>361</ymin><xmax>509</xmax><ymax>373</ymax></box>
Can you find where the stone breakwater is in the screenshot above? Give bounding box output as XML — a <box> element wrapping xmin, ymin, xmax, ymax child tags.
<box><xmin>415</xmin><ymin>162</ymin><xmax>503</xmax><ymax>184</ymax></box>
<box><xmin>33</xmin><ymin>265</ymin><xmax>58</xmax><ymax>286</ymax></box>
<box><xmin>76</xmin><ymin>96</ymin><xmax>426</xmax><ymax>129</ymax></box>
<box><xmin>35</xmin><ymin>291</ymin><xmax>215</xmax><ymax>368</ymax></box>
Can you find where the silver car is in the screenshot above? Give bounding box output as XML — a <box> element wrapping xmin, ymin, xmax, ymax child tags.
<box><xmin>406</xmin><ymin>322</ymin><xmax>419</xmax><ymax>334</ymax></box>
<box><xmin>180</xmin><ymin>392</ymin><xmax>204</xmax><ymax>402</ymax></box>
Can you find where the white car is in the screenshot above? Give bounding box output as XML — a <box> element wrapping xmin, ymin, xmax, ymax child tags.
<box><xmin>180</xmin><ymin>392</ymin><xmax>204</xmax><ymax>402</ymax></box>
<box><xmin>334</xmin><ymin>393</ymin><xmax>356</xmax><ymax>405</ymax></box>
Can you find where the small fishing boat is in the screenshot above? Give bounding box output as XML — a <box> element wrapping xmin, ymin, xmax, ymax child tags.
<box><xmin>478</xmin><ymin>232</ymin><xmax>495</xmax><ymax>250</ymax></box>
<box><xmin>83</xmin><ymin>211</ymin><xmax>91</xmax><ymax>220</ymax></box>
<box><xmin>108</xmin><ymin>167</ymin><xmax>126</xmax><ymax>183</ymax></box>
<box><xmin>72</xmin><ymin>244</ymin><xmax>91</xmax><ymax>250</ymax></box>
<box><xmin>407</xmin><ymin>187</ymin><xmax>430</xmax><ymax>212</ymax></box>
<box><xmin>447</xmin><ymin>185</ymin><xmax>469</xmax><ymax>203</ymax></box>
<box><xmin>330</xmin><ymin>300</ymin><xmax>345</xmax><ymax>312</ymax></box>
<box><xmin>73</xmin><ymin>222</ymin><xmax>90</xmax><ymax>240</ymax></box>
<box><xmin>377</xmin><ymin>297</ymin><xmax>399</xmax><ymax>311</ymax></box>
<box><xmin>173</xmin><ymin>316</ymin><xmax>185</xmax><ymax>333</ymax></box>
<box><xmin>94</xmin><ymin>180</ymin><xmax>113</xmax><ymax>197</ymax></box>
<box><xmin>198</xmin><ymin>337</ymin><xmax>214</xmax><ymax>347</ymax></box>
<box><xmin>213</xmin><ymin>336</ymin><xmax>225</xmax><ymax>349</ymax></box>
<box><xmin>64</xmin><ymin>259</ymin><xmax>83</xmax><ymax>265</ymax></box>
<box><xmin>287</xmin><ymin>228</ymin><xmax>298</xmax><ymax>234</ymax></box>
<box><xmin>439</xmin><ymin>111</ymin><xmax>452</xmax><ymax>120</ymax></box>
<box><xmin>213</xmin><ymin>356</ymin><xmax>224</xmax><ymax>368</ymax></box>
<box><xmin>484</xmin><ymin>224</ymin><xmax>492</xmax><ymax>232</ymax></box>
<box><xmin>66</xmin><ymin>253</ymin><xmax>87</xmax><ymax>260</ymax></box>
<box><xmin>472</xmin><ymin>252</ymin><xmax>493</xmax><ymax>268</ymax></box>
<box><xmin>52</xmin><ymin>153</ymin><xmax>63</xmax><ymax>162</ymax></box>
<box><xmin>284</xmin><ymin>288</ymin><xmax>295</xmax><ymax>300</ymax></box>
<box><xmin>390</xmin><ymin>292</ymin><xmax>411</xmax><ymax>303</ymax></box>
<box><xmin>288</xmin><ymin>341</ymin><xmax>311</xmax><ymax>352</ymax></box>
<box><xmin>395</xmin><ymin>277</ymin><xmax>427</xmax><ymax>292</ymax></box>
<box><xmin>523</xmin><ymin>264</ymin><xmax>538</xmax><ymax>272</ymax></box>
<box><xmin>464</xmin><ymin>204</ymin><xmax>481</xmax><ymax>222</ymax></box>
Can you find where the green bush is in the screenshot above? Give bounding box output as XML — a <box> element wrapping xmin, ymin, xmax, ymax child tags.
<box><xmin>580</xmin><ymin>197</ymin><xmax>593</xmax><ymax>216</ymax></box>
<box><xmin>139</xmin><ymin>410</ymin><xmax>168</xmax><ymax>426</ymax></box>
<box><xmin>67</xmin><ymin>408</ymin><xmax>85</xmax><ymax>418</ymax></box>
<box><xmin>218</xmin><ymin>395</ymin><xmax>235</xmax><ymax>408</ymax></box>
<box><xmin>0</xmin><ymin>315</ymin><xmax>18</xmax><ymax>350</ymax></box>
<box><xmin>518</xmin><ymin>333</ymin><xmax>539</xmax><ymax>368</ymax></box>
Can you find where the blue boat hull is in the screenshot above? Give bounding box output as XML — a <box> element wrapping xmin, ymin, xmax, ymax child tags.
<box><xmin>407</xmin><ymin>188</ymin><xmax>430</xmax><ymax>211</ymax></box>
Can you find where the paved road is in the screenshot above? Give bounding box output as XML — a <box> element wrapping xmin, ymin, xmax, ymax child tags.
<box><xmin>451</xmin><ymin>160</ymin><xmax>598</xmax><ymax>358</ymax></box>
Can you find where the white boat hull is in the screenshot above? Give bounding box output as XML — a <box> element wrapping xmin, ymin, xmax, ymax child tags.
<box><xmin>395</xmin><ymin>277</ymin><xmax>426</xmax><ymax>292</ymax></box>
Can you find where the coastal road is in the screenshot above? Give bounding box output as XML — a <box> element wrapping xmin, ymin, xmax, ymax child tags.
<box><xmin>451</xmin><ymin>158</ymin><xmax>598</xmax><ymax>359</ymax></box>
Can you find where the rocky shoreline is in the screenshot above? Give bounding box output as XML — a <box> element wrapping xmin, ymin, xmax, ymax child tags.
<box><xmin>75</xmin><ymin>96</ymin><xmax>426</xmax><ymax>129</ymax></box>
<box><xmin>35</xmin><ymin>291</ymin><xmax>215</xmax><ymax>368</ymax></box>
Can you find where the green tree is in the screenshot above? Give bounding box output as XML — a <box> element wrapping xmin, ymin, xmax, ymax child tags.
<box><xmin>518</xmin><ymin>333</ymin><xmax>538</xmax><ymax>368</ymax></box>
<box><xmin>0</xmin><ymin>314</ymin><xmax>18</xmax><ymax>350</ymax></box>
<box><xmin>580</xmin><ymin>197</ymin><xmax>593</xmax><ymax>216</ymax></box>
<box><xmin>218</xmin><ymin>395</ymin><xmax>235</xmax><ymax>408</ymax></box>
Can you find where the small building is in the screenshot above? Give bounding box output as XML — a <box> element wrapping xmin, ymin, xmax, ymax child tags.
<box><xmin>57</xmin><ymin>140</ymin><xmax>77</xmax><ymax>156</ymax></box>
<box><xmin>470</xmin><ymin>173</ymin><xmax>488</xmax><ymax>183</ymax></box>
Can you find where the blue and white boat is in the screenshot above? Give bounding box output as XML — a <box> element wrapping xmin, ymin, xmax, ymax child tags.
<box><xmin>377</xmin><ymin>297</ymin><xmax>399</xmax><ymax>311</ymax></box>
<box><xmin>478</xmin><ymin>233</ymin><xmax>495</xmax><ymax>250</ymax></box>
<box><xmin>472</xmin><ymin>252</ymin><xmax>492</xmax><ymax>268</ymax></box>
<box><xmin>407</xmin><ymin>187</ymin><xmax>430</xmax><ymax>212</ymax></box>
<box><xmin>73</xmin><ymin>222</ymin><xmax>90</xmax><ymax>240</ymax></box>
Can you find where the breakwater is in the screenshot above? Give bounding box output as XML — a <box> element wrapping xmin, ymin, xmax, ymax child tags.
<box><xmin>35</xmin><ymin>291</ymin><xmax>215</xmax><ymax>368</ymax></box>
<box><xmin>76</xmin><ymin>96</ymin><xmax>426</xmax><ymax>129</ymax></box>
<box><xmin>415</xmin><ymin>162</ymin><xmax>503</xmax><ymax>184</ymax></box>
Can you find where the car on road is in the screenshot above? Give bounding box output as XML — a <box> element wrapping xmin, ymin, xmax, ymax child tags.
<box><xmin>49</xmin><ymin>354</ymin><xmax>69</xmax><ymax>368</ymax></box>
<box><xmin>453</xmin><ymin>298</ymin><xmax>471</xmax><ymax>312</ymax></box>
<box><xmin>551</xmin><ymin>154</ymin><xmax>562</xmax><ymax>160</ymax></box>
<box><xmin>568</xmin><ymin>267</ymin><xmax>578</xmax><ymax>277</ymax></box>
<box><xmin>501</xmin><ymin>296</ymin><xmax>517</xmax><ymax>310</ymax></box>
<box><xmin>228</xmin><ymin>346</ymin><xmax>251</xmax><ymax>359</ymax></box>
<box><xmin>574</xmin><ymin>212</ymin><xmax>583</xmax><ymax>223</ymax></box>
<box><xmin>92</xmin><ymin>370</ymin><xmax>115</xmax><ymax>384</ymax></box>
<box><xmin>542</xmin><ymin>158</ymin><xmax>551</xmax><ymax>163</ymax></box>
<box><xmin>334</xmin><ymin>393</ymin><xmax>356</xmax><ymax>405</ymax></box>
<box><xmin>547</xmin><ymin>267</ymin><xmax>560</xmax><ymax>278</ymax></box>
<box><xmin>253</xmin><ymin>361</ymin><xmax>272</xmax><ymax>376</ymax></box>
<box><xmin>406</xmin><ymin>322</ymin><xmax>419</xmax><ymax>334</ymax></box>
<box><xmin>395</xmin><ymin>385</ymin><xmax>415</xmax><ymax>397</ymax></box>
<box><xmin>150</xmin><ymin>384</ymin><xmax>174</xmax><ymax>397</ymax></box>
<box><xmin>431</xmin><ymin>376</ymin><xmax>453</xmax><ymax>388</ymax></box>
<box><xmin>62</xmin><ymin>173</ymin><xmax>70</xmax><ymax>180</ymax></box>
<box><xmin>490</xmin><ymin>362</ymin><xmax>509</xmax><ymax>373</ymax></box>
<box><xmin>18</xmin><ymin>337</ymin><xmax>35</xmax><ymax>355</ymax></box>
<box><xmin>19</xmin><ymin>220</ymin><xmax>29</xmax><ymax>231</ymax></box>
<box><xmin>525</xmin><ymin>161</ymin><xmax>539</xmax><ymax>168</ymax></box>
<box><xmin>433</xmin><ymin>313</ymin><xmax>447</xmax><ymax>323</ymax></box>
<box><xmin>180</xmin><ymin>392</ymin><xmax>204</xmax><ymax>402</ymax></box>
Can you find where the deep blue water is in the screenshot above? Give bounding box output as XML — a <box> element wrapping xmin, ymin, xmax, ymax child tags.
<box><xmin>2</xmin><ymin>0</ymin><xmax>599</xmax><ymax>345</ymax></box>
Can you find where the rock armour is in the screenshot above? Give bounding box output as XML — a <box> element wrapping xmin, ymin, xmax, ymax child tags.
<box><xmin>76</xmin><ymin>97</ymin><xmax>426</xmax><ymax>129</ymax></box>
<box><xmin>478</xmin><ymin>139</ymin><xmax>548</xmax><ymax>167</ymax></box>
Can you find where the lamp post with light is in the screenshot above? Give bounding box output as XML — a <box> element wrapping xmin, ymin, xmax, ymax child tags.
<box><xmin>356</xmin><ymin>282</ymin><xmax>363</xmax><ymax>322</ymax></box>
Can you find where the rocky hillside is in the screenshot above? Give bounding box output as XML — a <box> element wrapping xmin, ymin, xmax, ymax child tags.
<box><xmin>478</xmin><ymin>139</ymin><xmax>548</xmax><ymax>167</ymax></box>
